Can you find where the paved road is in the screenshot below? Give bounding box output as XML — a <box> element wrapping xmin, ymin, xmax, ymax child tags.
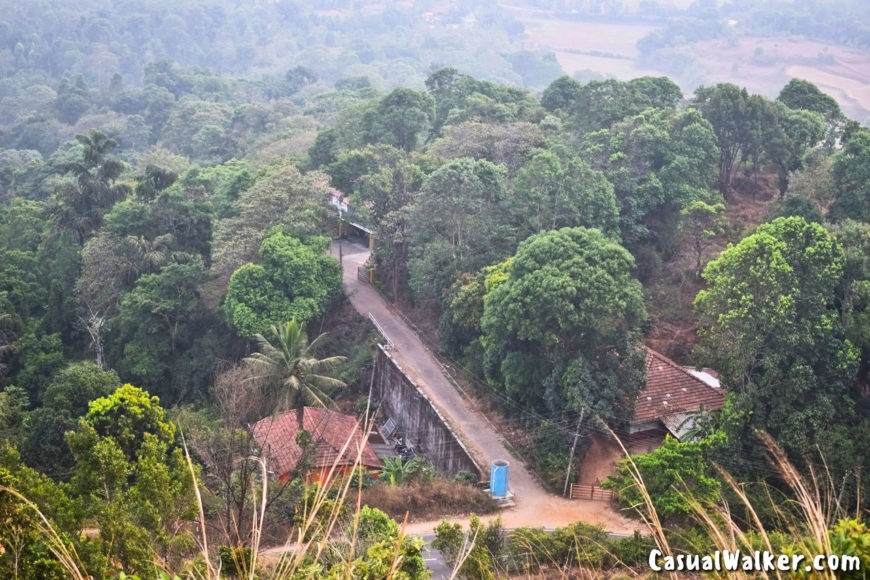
<box><xmin>336</xmin><ymin>241</ymin><xmax>640</xmax><ymax>540</ymax></box>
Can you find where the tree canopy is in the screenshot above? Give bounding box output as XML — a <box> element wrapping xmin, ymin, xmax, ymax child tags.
<box><xmin>223</xmin><ymin>230</ymin><xmax>341</xmax><ymax>337</ymax></box>
<box><xmin>481</xmin><ymin>227</ymin><xmax>647</xmax><ymax>416</ymax></box>
<box><xmin>695</xmin><ymin>216</ymin><xmax>857</xmax><ymax>456</ymax></box>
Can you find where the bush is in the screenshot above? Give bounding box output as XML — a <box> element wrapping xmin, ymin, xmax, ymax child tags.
<box><xmin>432</xmin><ymin>516</ymin><xmax>502</xmax><ymax>580</ymax></box>
<box><xmin>218</xmin><ymin>546</ymin><xmax>253</xmax><ymax>579</ymax></box>
<box><xmin>503</xmin><ymin>521</ymin><xmax>610</xmax><ymax>573</ymax></box>
<box><xmin>609</xmin><ymin>530</ymin><xmax>655</xmax><ymax>567</ymax></box>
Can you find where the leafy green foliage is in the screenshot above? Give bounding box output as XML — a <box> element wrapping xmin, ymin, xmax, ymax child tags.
<box><xmin>692</xmin><ymin>83</ymin><xmax>753</xmax><ymax>198</ymax></box>
<box><xmin>0</xmin><ymin>386</ymin><xmax>27</xmax><ymax>444</ymax></box>
<box><xmin>81</xmin><ymin>384</ymin><xmax>175</xmax><ymax>459</ymax></box>
<box><xmin>504</xmin><ymin>521</ymin><xmax>611</xmax><ymax>573</ymax></box>
<box><xmin>378</xmin><ymin>457</ymin><xmax>433</xmax><ymax>487</ymax></box>
<box><xmin>20</xmin><ymin>362</ymin><xmax>120</xmax><ymax>478</ymax></box>
<box><xmin>41</xmin><ymin>361</ymin><xmax>121</xmax><ymax>414</ymax></box>
<box><xmin>244</xmin><ymin>319</ymin><xmax>346</xmax><ymax>412</ymax></box>
<box><xmin>0</xmin><ymin>445</ymin><xmax>76</xmax><ymax>579</ymax></box>
<box><xmin>433</xmin><ymin>516</ymin><xmax>502</xmax><ymax>580</ymax></box>
<box><xmin>830</xmin><ymin>129</ymin><xmax>870</xmax><ymax>222</ymax></box>
<box><xmin>408</xmin><ymin>158</ymin><xmax>513</xmax><ymax>303</ymax></box>
<box><xmin>603</xmin><ymin>436</ymin><xmax>721</xmax><ymax>517</ymax></box>
<box><xmin>695</xmin><ymin>217</ymin><xmax>858</xmax><ymax>460</ymax></box>
<box><xmin>11</xmin><ymin>332</ymin><xmax>65</xmax><ymax>403</ymax></box>
<box><xmin>328</xmin><ymin>534</ymin><xmax>428</xmax><ymax>580</ymax></box>
<box><xmin>49</xmin><ymin>130</ymin><xmax>129</xmax><ymax>245</ymax></box>
<box><xmin>552</xmin><ymin>76</ymin><xmax>682</xmax><ymax>136</ymax></box>
<box><xmin>211</xmin><ymin>164</ymin><xmax>335</xmax><ymax>277</ymax></box>
<box><xmin>434</xmin><ymin>516</ymin><xmax>642</xmax><ymax>577</ymax></box>
<box><xmin>828</xmin><ymin>519</ymin><xmax>870</xmax><ymax>580</ymax></box>
<box><xmin>223</xmin><ymin>230</ymin><xmax>341</xmax><ymax>337</ymax></box>
<box><xmin>362</xmin><ymin>88</ymin><xmax>434</xmax><ymax>152</ymax></box>
<box><xmin>65</xmin><ymin>384</ymin><xmax>197</xmax><ymax>577</ymax></box>
<box><xmin>529</xmin><ymin>420</ymin><xmax>576</xmax><ymax>491</ymax></box>
<box><xmin>765</xmin><ymin>102</ymin><xmax>826</xmax><ymax>196</ymax></box>
<box><xmin>352</xmin><ymin>505</ymin><xmax>400</xmax><ymax>555</ymax></box>
<box><xmin>584</xmin><ymin>106</ymin><xmax>720</xmax><ymax>258</ymax></box>
<box><xmin>681</xmin><ymin>199</ymin><xmax>726</xmax><ymax>276</ymax></box>
<box><xmin>110</xmin><ymin>261</ymin><xmax>226</xmax><ymax>403</ymax></box>
<box><xmin>481</xmin><ymin>227</ymin><xmax>647</xmax><ymax>415</ymax></box>
<box><xmin>512</xmin><ymin>149</ymin><xmax>619</xmax><ymax>239</ymax></box>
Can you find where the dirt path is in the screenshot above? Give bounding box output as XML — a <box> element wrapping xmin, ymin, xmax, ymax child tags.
<box><xmin>336</xmin><ymin>241</ymin><xmax>640</xmax><ymax>536</ymax></box>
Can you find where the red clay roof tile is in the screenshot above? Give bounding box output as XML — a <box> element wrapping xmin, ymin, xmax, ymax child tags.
<box><xmin>253</xmin><ymin>407</ymin><xmax>381</xmax><ymax>478</ymax></box>
<box><xmin>634</xmin><ymin>348</ymin><xmax>725</xmax><ymax>425</ymax></box>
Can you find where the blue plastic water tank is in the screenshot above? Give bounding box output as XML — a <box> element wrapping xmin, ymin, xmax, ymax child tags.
<box><xmin>490</xmin><ymin>459</ymin><xmax>510</xmax><ymax>498</ymax></box>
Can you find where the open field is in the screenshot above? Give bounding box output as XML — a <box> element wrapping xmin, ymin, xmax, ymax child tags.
<box><xmin>505</xmin><ymin>6</ymin><xmax>870</xmax><ymax>123</ymax></box>
<box><xmin>521</xmin><ymin>18</ymin><xmax>655</xmax><ymax>57</ymax></box>
<box><xmin>519</xmin><ymin>16</ymin><xmax>663</xmax><ymax>81</ymax></box>
<box><xmin>690</xmin><ymin>36</ymin><xmax>870</xmax><ymax>122</ymax></box>
<box><xmin>550</xmin><ymin>52</ymin><xmax>659</xmax><ymax>80</ymax></box>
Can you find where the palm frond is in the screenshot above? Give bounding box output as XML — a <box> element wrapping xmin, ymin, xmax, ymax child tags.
<box><xmin>244</xmin><ymin>320</ymin><xmax>347</xmax><ymax>413</ymax></box>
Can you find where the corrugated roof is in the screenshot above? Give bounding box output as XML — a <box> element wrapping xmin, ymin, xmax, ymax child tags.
<box><xmin>252</xmin><ymin>407</ymin><xmax>381</xmax><ymax>478</ymax></box>
<box><xmin>634</xmin><ymin>348</ymin><xmax>725</xmax><ymax>425</ymax></box>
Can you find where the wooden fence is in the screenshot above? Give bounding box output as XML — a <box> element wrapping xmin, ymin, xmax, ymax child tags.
<box><xmin>569</xmin><ymin>483</ymin><xmax>614</xmax><ymax>502</ymax></box>
<box><xmin>358</xmin><ymin>266</ymin><xmax>371</xmax><ymax>284</ymax></box>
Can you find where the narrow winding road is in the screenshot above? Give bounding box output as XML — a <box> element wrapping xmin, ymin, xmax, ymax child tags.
<box><xmin>335</xmin><ymin>241</ymin><xmax>639</xmax><ymax>537</ymax></box>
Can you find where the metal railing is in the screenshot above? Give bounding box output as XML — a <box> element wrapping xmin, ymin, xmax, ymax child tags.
<box><xmin>368</xmin><ymin>313</ymin><xmax>394</xmax><ymax>350</ymax></box>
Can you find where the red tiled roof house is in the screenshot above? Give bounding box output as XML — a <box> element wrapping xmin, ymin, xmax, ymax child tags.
<box><xmin>252</xmin><ymin>407</ymin><xmax>381</xmax><ymax>484</ymax></box>
<box><xmin>628</xmin><ymin>348</ymin><xmax>725</xmax><ymax>451</ymax></box>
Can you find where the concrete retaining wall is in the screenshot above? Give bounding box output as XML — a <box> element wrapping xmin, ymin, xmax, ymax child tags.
<box><xmin>372</xmin><ymin>346</ymin><xmax>481</xmax><ymax>478</ymax></box>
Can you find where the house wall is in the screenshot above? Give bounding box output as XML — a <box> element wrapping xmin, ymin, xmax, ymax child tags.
<box><xmin>372</xmin><ymin>346</ymin><xmax>481</xmax><ymax>478</ymax></box>
<box><xmin>627</xmin><ymin>427</ymin><xmax>667</xmax><ymax>455</ymax></box>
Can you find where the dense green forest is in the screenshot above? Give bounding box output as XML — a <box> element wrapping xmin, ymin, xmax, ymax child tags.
<box><xmin>1</xmin><ymin>0</ymin><xmax>869</xmax><ymax>578</ymax></box>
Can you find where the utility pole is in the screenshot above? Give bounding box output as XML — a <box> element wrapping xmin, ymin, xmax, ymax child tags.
<box><xmin>563</xmin><ymin>407</ymin><xmax>586</xmax><ymax>497</ymax></box>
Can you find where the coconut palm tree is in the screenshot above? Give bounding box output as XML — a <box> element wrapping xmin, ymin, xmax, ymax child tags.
<box><xmin>243</xmin><ymin>319</ymin><xmax>346</xmax><ymax>413</ymax></box>
<box><xmin>50</xmin><ymin>130</ymin><xmax>130</xmax><ymax>244</ymax></box>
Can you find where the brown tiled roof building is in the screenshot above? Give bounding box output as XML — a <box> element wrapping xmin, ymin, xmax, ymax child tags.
<box><xmin>253</xmin><ymin>407</ymin><xmax>381</xmax><ymax>483</ymax></box>
<box><xmin>635</xmin><ymin>348</ymin><xmax>725</xmax><ymax>425</ymax></box>
<box><xmin>628</xmin><ymin>348</ymin><xmax>725</xmax><ymax>449</ymax></box>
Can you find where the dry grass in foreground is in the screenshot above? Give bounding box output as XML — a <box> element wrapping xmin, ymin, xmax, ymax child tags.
<box><xmin>360</xmin><ymin>479</ymin><xmax>499</xmax><ymax>522</ymax></box>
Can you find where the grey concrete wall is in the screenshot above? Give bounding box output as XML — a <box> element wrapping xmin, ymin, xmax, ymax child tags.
<box><xmin>373</xmin><ymin>346</ymin><xmax>481</xmax><ymax>478</ymax></box>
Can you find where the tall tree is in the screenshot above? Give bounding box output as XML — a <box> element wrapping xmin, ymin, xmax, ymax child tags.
<box><xmin>21</xmin><ymin>362</ymin><xmax>121</xmax><ymax>479</ymax></box>
<box><xmin>693</xmin><ymin>84</ymin><xmax>752</xmax><ymax>199</ymax></box>
<box><xmin>694</xmin><ymin>217</ymin><xmax>857</xmax><ymax>457</ymax></box>
<box><xmin>681</xmin><ymin>199</ymin><xmax>726</xmax><ymax>277</ymax></box>
<box><xmin>363</xmin><ymin>88</ymin><xmax>434</xmax><ymax>152</ymax></box>
<box><xmin>109</xmin><ymin>260</ymin><xmax>225</xmax><ymax>404</ymax></box>
<box><xmin>211</xmin><ymin>164</ymin><xmax>334</xmax><ymax>278</ymax></box>
<box><xmin>481</xmin><ymin>227</ymin><xmax>647</xmax><ymax>416</ymax></box>
<box><xmin>777</xmin><ymin>78</ymin><xmax>842</xmax><ymax>125</ymax></box>
<box><xmin>583</xmin><ymin>106</ymin><xmax>720</xmax><ymax>261</ymax></box>
<box><xmin>65</xmin><ymin>384</ymin><xmax>198</xmax><ymax>577</ymax></box>
<box><xmin>829</xmin><ymin>129</ymin><xmax>870</xmax><ymax>223</ymax></box>
<box><xmin>764</xmin><ymin>102</ymin><xmax>826</xmax><ymax>197</ymax></box>
<box><xmin>50</xmin><ymin>130</ymin><xmax>130</xmax><ymax>245</ymax></box>
<box><xmin>408</xmin><ymin>158</ymin><xmax>513</xmax><ymax>303</ymax></box>
<box><xmin>244</xmin><ymin>320</ymin><xmax>346</xmax><ymax>412</ymax></box>
<box><xmin>512</xmin><ymin>149</ymin><xmax>620</xmax><ymax>238</ymax></box>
